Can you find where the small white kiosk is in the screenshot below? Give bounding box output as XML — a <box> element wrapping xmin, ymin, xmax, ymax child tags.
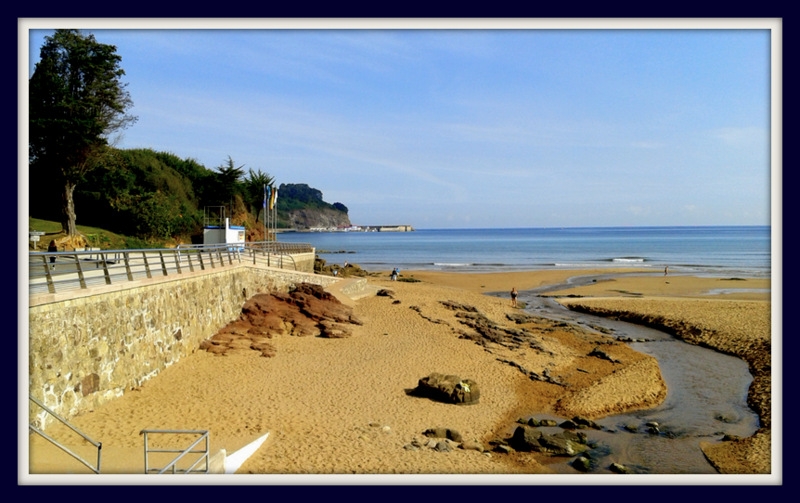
<box><xmin>202</xmin><ymin>206</ymin><xmax>245</xmax><ymax>250</ymax></box>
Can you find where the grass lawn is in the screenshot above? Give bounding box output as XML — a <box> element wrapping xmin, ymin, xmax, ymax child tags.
<box><xmin>28</xmin><ymin>217</ymin><xmax>156</xmax><ymax>250</ymax></box>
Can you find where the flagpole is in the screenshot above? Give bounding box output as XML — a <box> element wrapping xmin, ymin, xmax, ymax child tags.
<box><xmin>268</xmin><ymin>190</ymin><xmax>272</xmax><ymax>243</ymax></box>
<box><xmin>270</xmin><ymin>186</ymin><xmax>274</xmax><ymax>266</ymax></box>
<box><xmin>273</xmin><ymin>187</ymin><xmax>276</xmax><ymax>241</ymax></box>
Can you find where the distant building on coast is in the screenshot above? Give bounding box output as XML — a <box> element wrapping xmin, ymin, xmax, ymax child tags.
<box><xmin>365</xmin><ymin>225</ymin><xmax>415</xmax><ymax>232</ymax></box>
<box><xmin>305</xmin><ymin>224</ymin><xmax>414</xmax><ymax>233</ymax></box>
<box><xmin>308</xmin><ymin>225</ymin><xmax>363</xmax><ymax>232</ymax></box>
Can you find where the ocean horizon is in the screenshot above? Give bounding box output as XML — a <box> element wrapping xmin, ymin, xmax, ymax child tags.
<box><xmin>276</xmin><ymin>225</ymin><xmax>772</xmax><ymax>279</ymax></box>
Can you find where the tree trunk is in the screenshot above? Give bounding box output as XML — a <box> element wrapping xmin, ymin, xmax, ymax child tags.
<box><xmin>62</xmin><ymin>180</ymin><xmax>77</xmax><ymax>237</ymax></box>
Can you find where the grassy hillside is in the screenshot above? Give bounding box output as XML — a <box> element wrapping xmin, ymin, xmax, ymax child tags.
<box><xmin>28</xmin><ymin>217</ymin><xmax>167</xmax><ymax>250</ymax></box>
<box><xmin>30</xmin><ymin>148</ymin><xmax>349</xmax><ymax>245</ymax></box>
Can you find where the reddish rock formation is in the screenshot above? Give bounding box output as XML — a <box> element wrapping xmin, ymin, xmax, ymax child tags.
<box><xmin>199</xmin><ymin>283</ymin><xmax>363</xmax><ymax>356</ymax></box>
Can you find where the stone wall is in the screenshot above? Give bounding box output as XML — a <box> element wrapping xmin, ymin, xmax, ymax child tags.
<box><xmin>28</xmin><ymin>263</ymin><xmax>336</xmax><ymax>429</ymax></box>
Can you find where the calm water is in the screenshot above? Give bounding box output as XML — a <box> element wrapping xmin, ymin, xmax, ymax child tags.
<box><xmin>277</xmin><ymin>226</ymin><xmax>771</xmax><ymax>278</ymax></box>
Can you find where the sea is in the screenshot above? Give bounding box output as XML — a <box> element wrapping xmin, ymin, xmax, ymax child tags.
<box><xmin>275</xmin><ymin>226</ymin><xmax>773</xmax><ymax>279</ymax></box>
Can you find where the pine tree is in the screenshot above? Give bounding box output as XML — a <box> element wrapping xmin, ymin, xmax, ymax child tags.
<box><xmin>29</xmin><ymin>29</ymin><xmax>137</xmax><ymax>236</ymax></box>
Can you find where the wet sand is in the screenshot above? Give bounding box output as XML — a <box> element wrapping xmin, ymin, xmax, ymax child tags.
<box><xmin>542</xmin><ymin>273</ymin><xmax>773</xmax><ymax>475</ymax></box>
<box><xmin>26</xmin><ymin>269</ymin><xmax>774</xmax><ymax>481</ymax></box>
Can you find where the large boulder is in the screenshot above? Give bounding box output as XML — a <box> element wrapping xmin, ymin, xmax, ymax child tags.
<box><xmin>413</xmin><ymin>373</ymin><xmax>480</xmax><ymax>405</ymax></box>
<box><xmin>509</xmin><ymin>425</ymin><xmax>589</xmax><ymax>456</ymax></box>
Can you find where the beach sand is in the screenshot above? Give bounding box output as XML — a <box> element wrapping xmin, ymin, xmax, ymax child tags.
<box><xmin>26</xmin><ymin>269</ymin><xmax>774</xmax><ymax>478</ymax></box>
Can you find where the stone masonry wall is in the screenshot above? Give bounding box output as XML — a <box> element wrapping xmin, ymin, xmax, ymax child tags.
<box><xmin>28</xmin><ymin>262</ymin><xmax>336</xmax><ymax>429</ymax></box>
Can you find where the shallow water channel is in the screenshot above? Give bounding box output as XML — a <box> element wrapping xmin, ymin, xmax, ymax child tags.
<box><xmin>496</xmin><ymin>274</ymin><xmax>760</xmax><ymax>474</ymax></box>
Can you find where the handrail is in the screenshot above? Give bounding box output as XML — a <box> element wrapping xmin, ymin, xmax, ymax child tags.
<box><xmin>140</xmin><ymin>429</ymin><xmax>210</xmax><ymax>474</ymax></box>
<box><xmin>29</xmin><ymin>394</ymin><xmax>102</xmax><ymax>474</ymax></box>
<box><xmin>29</xmin><ymin>241</ymin><xmax>314</xmax><ymax>295</ymax></box>
<box><xmin>243</xmin><ymin>242</ymin><xmax>300</xmax><ymax>270</ymax></box>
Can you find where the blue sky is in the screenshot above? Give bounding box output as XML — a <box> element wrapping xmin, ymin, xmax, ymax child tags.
<box><xmin>22</xmin><ymin>19</ymin><xmax>778</xmax><ymax>229</ymax></box>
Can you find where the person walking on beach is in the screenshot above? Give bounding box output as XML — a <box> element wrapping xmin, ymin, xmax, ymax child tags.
<box><xmin>390</xmin><ymin>268</ymin><xmax>398</xmax><ymax>281</ymax></box>
<box><xmin>47</xmin><ymin>240</ymin><xmax>57</xmax><ymax>269</ymax></box>
<box><xmin>664</xmin><ymin>266</ymin><xmax>669</xmax><ymax>276</ymax></box>
<box><xmin>510</xmin><ymin>287</ymin><xmax>518</xmax><ymax>308</ymax></box>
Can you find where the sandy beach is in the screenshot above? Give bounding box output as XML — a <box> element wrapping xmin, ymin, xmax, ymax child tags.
<box><xmin>27</xmin><ymin>268</ymin><xmax>774</xmax><ymax>479</ymax></box>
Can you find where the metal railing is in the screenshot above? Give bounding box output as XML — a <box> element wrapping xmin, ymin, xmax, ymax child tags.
<box><xmin>29</xmin><ymin>395</ymin><xmax>102</xmax><ymax>474</ymax></box>
<box><xmin>29</xmin><ymin>241</ymin><xmax>314</xmax><ymax>295</ymax></box>
<box><xmin>141</xmin><ymin>429</ymin><xmax>210</xmax><ymax>474</ymax></box>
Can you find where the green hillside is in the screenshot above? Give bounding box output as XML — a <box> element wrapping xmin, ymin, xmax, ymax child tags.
<box><xmin>29</xmin><ymin>148</ymin><xmax>348</xmax><ymax>248</ymax></box>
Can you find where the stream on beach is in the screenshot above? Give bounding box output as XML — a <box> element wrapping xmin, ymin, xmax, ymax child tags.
<box><xmin>495</xmin><ymin>274</ymin><xmax>760</xmax><ymax>474</ymax></box>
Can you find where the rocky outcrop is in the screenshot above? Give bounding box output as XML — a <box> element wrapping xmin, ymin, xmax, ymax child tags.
<box><xmin>314</xmin><ymin>257</ymin><xmax>369</xmax><ymax>278</ymax></box>
<box><xmin>200</xmin><ymin>283</ymin><xmax>363</xmax><ymax>356</ymax></box>
<box><xmin>286</xmin><ymin>207</ymin><xmax>351</xmax><ymax>230</ymax></box>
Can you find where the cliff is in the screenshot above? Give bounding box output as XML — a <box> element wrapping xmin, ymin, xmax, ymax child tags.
<box><xmin>284</xmin><ymin>207</ymin><xmax>351</xmax><ymax>230</ymax></box>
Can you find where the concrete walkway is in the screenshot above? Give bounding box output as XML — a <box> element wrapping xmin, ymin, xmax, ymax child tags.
<box><xmin>323</xmin><ymin>276</ymin><xmax>381</xmax><ymax>307</ymax></box>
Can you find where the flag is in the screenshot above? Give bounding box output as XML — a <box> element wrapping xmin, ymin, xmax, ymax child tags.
<box><xmin>263</xmin><ymin>184</ymin><xmax>267</xmax><ymax>209</ymax></box>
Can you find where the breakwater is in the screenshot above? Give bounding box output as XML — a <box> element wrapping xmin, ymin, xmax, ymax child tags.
<box><xmin>28</xmin><ymin>259</ymin><xmax>335</xmax><ymax>428</ymax></box>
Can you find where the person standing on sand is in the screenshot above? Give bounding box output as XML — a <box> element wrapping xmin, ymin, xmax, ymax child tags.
<box><xmin>390</xmin><ymin>268</ymin><xmax>398</xmax><ymax>281</ymax></box>
<box><xmin>510</xmin><ymin>287</ymin><xmax>518</xmax><ymax>307</ymax></box>
<box><xmin>664</xmin><ymin>266</ymin><xmax>669</xmax><ymax>276</ymax></box>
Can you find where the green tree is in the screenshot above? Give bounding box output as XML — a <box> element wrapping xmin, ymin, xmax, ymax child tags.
<box><xmin>214</xmin><ymin>155</ymin><xmax>245</xmax><ymax>206</ymax></box>
<box><xmin>29</xmin><ymin>29</ymin><xmax>137</xmax><ymax>237</ymax></box>
<box><xmin>243</xmin><ymin>168</ymin><xmax>275</xmax><ymax>220</ymax></box>
<box><xmin>75</xmin><ymin>148</ymin><xmax>204</xmax><ymax>240</ymax></box>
